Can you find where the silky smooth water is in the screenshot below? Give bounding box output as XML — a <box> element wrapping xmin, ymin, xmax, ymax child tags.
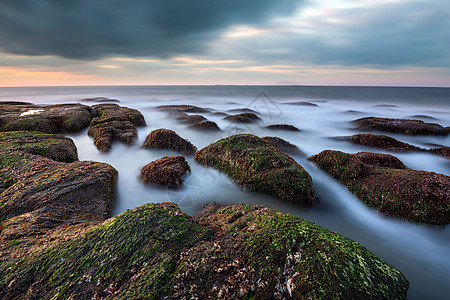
<box><xmin>1</xmin><ymin>85</ymin><xmax>449</xmax><ymax>299</ymax></box>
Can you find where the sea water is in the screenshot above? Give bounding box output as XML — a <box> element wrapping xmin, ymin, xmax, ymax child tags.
<box><xmin>1</xmin><ymin>85</ymin><xmax>449</xmax><ymax>299</ymax></box>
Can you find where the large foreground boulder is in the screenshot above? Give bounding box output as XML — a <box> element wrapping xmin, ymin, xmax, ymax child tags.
<box><xmin>195</xmin><ymin>134</ymin><xmax>314</xmax><ymax>204</ymax></box>
<box><xmin>0</xmin><ymin>202</ymin><xmax>409</xmax><ymax>299</ymax></box>
<box><xmin>88</xmin><ymin>104</ymin><xmax>146</xmax><ymax>151</ymax></box>
<box><xmin>309</xmin><ymin>150</ymin><xmax>450</xmax><ymax>225</ymax></box>
<box><xmin>140</xmin><ymin>155</ymin><xmax>190</xmax><ymax>188</ymax></box>
<box><xmin>0</xmin><ymin>103</ymin><xmax>93</xmax><ymax>133</ymax></box>
<box><xmin>143</xmin><ymin>129</ymin><xmax>197</xmax><ymax>154</ymax></box>
<box><xmin>353</xmin><ymin>117</ymin><xmax>448</xmax><ymax>135</ymax></box>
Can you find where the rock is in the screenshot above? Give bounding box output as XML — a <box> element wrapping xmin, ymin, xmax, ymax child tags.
<box><xmin>140</xmin><ymin>155</ymin><xmax>190</xmax><ymax>188</ymax></box>
<box><xmin>344</xmin><ymin>134</ymin><xmax>422</xmax><ymax>152</ymax></box>
<box><xmin>209</xmin><ymin>111</ymin><xmax>229</xmax><ymax>117</ymax></box>
<box><xmin>223</xmin><ymin>113</ymin><xmax>261</xmax><ymax>124</ymax></box>
<box><xmin>265</xmin><ymin>124</ymin><xmax>301</xmax><ymax>132</ymax></box>
<box><xmin>0</xmin><ymin>131</ymin><xmax>78</xmax><ymax>163</ymax></box>
<box><xmin>87</xmin><ymin>104</ymin><xmax>146</xmax><ymax>151</ymax></box>
<box><xmin>0</xmin><ymin>149</ymin><xmax>117</xmax><ymax>261</ymax></box>
<box><xmin>187</xmin><ymin>121</ymin><xmax>221</xmax><ymax>131</ymax></box>
<box><xmin>283</xmin><ymin>101</ymin><xmax>318</xmax><ymax>106</ymax></box>
<box><xmin>0</xmin><ymin>103</ymin><xmax>93</xmax><ymax>133</ymax></box>
<box><xmin>0</xmin><ymin>202</ymin><xmax>409</xmax><ymax>299</ymax></box>
<box><xmin>353</xmin><ymin>117</ymin><xmax>448</xmax><ymax>135</ymax></box>
<box><xmin>429</xmin><ymin>147</ymin><xmax>450</xmax><ymax>159</ymax></box>
<box><xmin>156</xmin><ymin>104</ymin><xmax>210</xmax><ymax>113</ymax></box>
<box><xmin>373</xmin><ymin>104</ymin><xmax>398</xmax><ymax>108</ymax></box>
<box><xmin>227</xmin><ymin>108</ymin><xmax>259</xmax><ymax>114</ymax></box>
<box><xmin>175</xmin><ymin>114</ymin><xmax>207</xmax><ymax>125</ymax></box>
<box><xmin>262</xmin><ymin>136</ymin><xmax>304</xmax><ymax>156</ymax></box>
<box><xmin>409</xmin><ymin>115</ymin><xmax>438</xmax><ymax>121</ymax></box>
<box><xmin>195</xmin><ymin>134</ymin><xmax>314</xmax><ymax>204</ymax></box>
<box><xmin>0</xmin><ymin>101</ymin><xmax>33</xmax><ymax>105</ymax></box>
<box><xmin>309</xmin><ymin>150</ymin><xmax>450</xmax><ymax>225</ymax></box>
<box><xmin>143</xmin><ymin>129</ymin><xmax>197</xmax><ymax>154</ymax></box>
<box><xmin>79</xmin><ymin>97</ymin><xmax>120</xmax><ymax>103</ymax></box>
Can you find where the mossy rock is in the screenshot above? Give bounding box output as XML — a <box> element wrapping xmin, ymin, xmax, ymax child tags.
<box><xmin>143</xmin><ymin>129</ymin><xmax>197</xmax><ymax>154</ymax></box>
<box><xmin>345</xmin><ymin>133</ymin><xmax>422</xmax><ymax>152</ymax></box>
<box><xmin>353</xmin><ymin>117</ymin><xmax>448</xmax><ymax>136</ymax></box>
<box><xmin>140</xmin><ymin>155</ymin><xmax>190</xmax><ymax>188</ymax></box>
<box><xmin>223</xmin><ymin>113</ymin><xmax>261</xmax><ymax>123</ymax></box>
<box><xmin>187</xmin><ymin>120</ymin><xmax>221</xmax><ymax>131</ymax></box>
<box><xmin>262</xmin><ymin>136</ymin><xmax>304</xmax><ymax>156</ymax></box>
<box><xmin>87</xmin><ymin>104</ymin><xmax>146</xmax><ymax>151</ymax></box>
<box><xmin>0</xmin><ymin>131</ymin><xmax>78</xmax><ymax>163</ymax></box>
<box><xmin>195</xmin><ymin>134</ymin><xmax>314</xmax><ymax>204</ymax></box>
<box><xmin>309</xmin><ymin>150</ymin><xmax>450</xmax><ymax>225</ymax></box>
<box><xmin>175</xmin><ymin>114</ymin><xmax>207</xmax><ymax>125</ymax></box>
<box><xmin>0</xmin><ymin>203</ymin><xmax>409</xmax><ymax>299</ymax></box>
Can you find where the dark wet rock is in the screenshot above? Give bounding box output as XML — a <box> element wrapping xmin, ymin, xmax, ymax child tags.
<box><xmin>0</xmin><ymin>101</ymin><xmax>33</xmax><ymax>105</ymax></box>
<box><xmin>346</xmin><ymin>110</ymin><xmax>364</xmax><ymax>114</ymax></box>
<box><xmin>156</xmin><ymin>104</ymin><xmax>210</xmax><ymax>113</ymax></box>
<box><xmin>223</xmin><ymin>112</ymin><xmax>261</xmax><ymax>123</ymax></box>
<box><xmin>80</xmin><ymin>97</ymin><xmax>120</xmax><ymax>103</ymax></box>
<box><xmin>176</xmin><ymin>114</ymin><xmax>207</xmax><ymax>125</ymax></box>
<box><xmin>0</xmin><ymin>202</ymin><xmax>409</xmax><ymax>299</ymax></box>
<box><xmin>227</xmin><ymin>108</ymin><xmax>259</xmax><ymax>114</ymax></box>
<box><xmin>409</xmin><ymin>115</ymin><xmax>438</xmax><ymax>121</ymax></box>
<box><xmin>262</xmin><ymin>136</ymin><xmax>304</xmax><ymax>156</ymax></box>
<box><xmin>143</xmin><ymin>129</ymin><xmax>197</xmax><ymax>154</ymax></box>
<box><xmin>0</xmin><ymin>103</ymin><xmax>93</xmax><ymax>133</ymax></box>
<box><xmin>140</xmin><ymin>155</ymin><xmax>190</xmax><ymax>189</ymax></box>
<box><xmin>265</xmin><ymin>124</ymin><xmax>301</xmax><ymax>132</ymax></box>
<box><xmin>88</xmin><ymin>104</ymin><xmax>146</xmax><ymax>151</ymax></box>
<box><xmin>209</xmin><ymin>111</ymin><xmax>229</xmax><ymax>117</ymax></box>
<box><xmin>309</xmin><ymin>150</ymin><xmax>450</xmax><ymax>225</ymax></box>
<box><xmin>429</xmin><ymin>147</ymin><xmax>450</xmax><ymax>159</ymax></box>
<box><xmin>283</xmin><ymin>101</ymin><xmax>318</xmax><ymax>106</ymax></box>
<box><xmin>353</xmin><ymin>117</ymin><xmax>448</xmax><ymax>135</ymax></box>
<box><xmin>344</xmin><ymin>133</ymin><xmax>422</xmax><ymax>152</ymax></box>
<box><xmin>187</xmin><ymin>120</ymin><xmax>221</xmax><ymax>131</ymax></box>
<box><xmin>195</xmin><ymin>134</ymin><xmax>314</xmax><ymax>204</ymax></box>
<box><xmin>0</xmin><ymin>149</ymin><xmax>117</xmax><ymax>261</ymax></box>
<box><xmin>0</xmin><ymin>131</ymin><xmax>78</xmax><ymax>163</ymax></box>
<box><xmin>373</xmin><ymin>104</ymin><xmax>398</xmax><ymax>108</ymax></box>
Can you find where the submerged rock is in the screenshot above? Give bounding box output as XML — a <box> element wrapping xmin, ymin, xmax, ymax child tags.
<box><xmin>429</xmin><ymin>146</ymin><xmax>450</xmax><ymax>159</ymax></box>
<box><xmin>195</xmin><ymin>134</ymin><xmax>314</xmax><ymax>204</ymax></box>
<box><xmin>0</xmin><ymin>103</ymin><xmax>93</xmax><ymax>133</ymax></box>
<box><xmin>265</xmin><ymin>124</ymin><xmax>301</xmax><ymax>132</ymax></box>
<box><xmin>227</xmin><ymin>108</ymin><xmax>259</xmax><ymax>114</ymax></box>
<box><xmin>262</xmin><ymin>136</ymin><xmax>304</xmax><ymax>156</ymax></box>
<box><xmin>187</xmin><ymin>120</ymin><xmax>221</xmax><ymax>131</ymax></box>
<box><xmin>0</xmin><ymin>131</ymin><xmax>78</xmax><ymax>163</ymax></box>
<box><xmin>0</xmin><ymin>202</ymin><xmax>409</xmax><ymax>299</ymax></box>
<box><xmin>344</xmin><ymin>133</ymin><xmax>422</xmax><ymax>152</ymax></box>
<box><xmin>176</xmin><ymin>114</ymin><xmax>207</xmax><ymax>125</ymax></box>
<box><xmin>283</xmin><ymin>101</ymin><xmax>318</xmax><ymax>106</ymax></box>
<box><xmin>140</xmin><ymin>155</ymin><xmax>190</xmax><ymax>188</ymax></box>
<box><xmin>80</xmin><ymin>97</ymin><xmax>120</xmax><ymax>103</ymax></box>
<box><xmin>156</xmin><ymin>104</ymin><xmax>210</xmax><ymax>113</ymax></box>
<box><xmin>87</xmin><ymin>104</ymin><xmax>146</xmax><ymax>151</ymax></box>
<box><xmin>309</xmin><ymin>150</ymin><xmax>450</xmax><ymax>225</ymax></box>
<box><xmin>143</xmin><ymin>129</ymin><xmax>197</xmax><ymax>154</ymax></box>
<box><xmin>223</xmin><ymin>113</ymin><xmax>261</xmax><ymax>123</ymax></box>
<box><xmin>353</xmin><ymin>117</ymin><xmax>448</xmax><ymax>135</ymax></box>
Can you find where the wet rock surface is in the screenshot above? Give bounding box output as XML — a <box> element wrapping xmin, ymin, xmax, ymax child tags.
<box><xmin>429</xmin><ymin>146</ymin><xmax>450</xmax><ymax>159</ymax></box>
<box><xmin>344</xmin><ymin>133</ymin><xmax>422</xmax><ymax>152</ymax></box>
<box><xmin>143</xmin><ymin>129</ymin><xmax>197</xmax><ymax>154</ymax></box>
<box><xmin>195</xmin><ymin>134</ymin><xmax>314</xmax><ymax>204</ymax></box>
<box><xmin>353</xmin><ymin>117</ymin><xmax>448</xmax><ymax>135</ymax></box>
<box><xmin>140</xmin><ymin>155</ymin><xmax>190</xmax><ymax>188</ymax></box>
<box><xmin>265</xmin><ymin>124</ymin><xmax>301</xmax><ymax>131</ymax></box>
<box><xmin>282</xmin><ymin>101</ymin><xmax>318</xmax><ymax>106</ymax></box>
<box><xmin>87</xmin><ymin>104</ymin><xmax>146</xmax><ymax>151</ymax></box>
<box><xmin>0</xmin><ymin>202</ymin><xmax>409</xmax><ymax>300</ymax></box>
<box><xmin>262</xmin><ymin>136</ymin><xmax>304</xmax><ymax>156</ymax></box>
<box><xmin>156</xmin><ymin>104</ymin><xmax>210</xmax><ymax>113</ymax></box>
<box><xmin>79</xmin><ymin>97</ymin><xmax>120</xmax><ymax>103</ymax></box>
<box><xmin>0</xmin><ymin>103</ymin><xmax>93</xmax><ymax>133</ymax></box>
<box><xmin>187</xmin><ymin>120</ymin><xmax>221</xmax><ymax>131</ymax></box>
<box><xmin>309</xmin><ymin>150</ymin><xmax>450</xmax><ymax>225</ymax></box>
<box><xmin>223</xmin><ymin>112</ymin><xmax>261</xmax><ymax>123</ymax></box>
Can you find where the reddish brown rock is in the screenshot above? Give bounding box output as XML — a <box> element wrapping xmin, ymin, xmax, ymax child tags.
<box><xmin>140</xmin><ymin>155</ymin><xmax>190</xmax><ymax>188</ymax></box>
<box><xmin>227</xmin><ymin>108</ymin><xmax>259</xmax><ymax>114</ymax></box>
<box><xmin>143</xmin><ymin>129</ymin><xmax>197</xmax><ymax>154</ymax></box>
<box><xmin>353</xmin><ymin>117</ymin><xmax>448</xmax><ymax>135</ymax></box>
<box><xmin>265</xmin><ymin>124</ymin><xmax>301</xmax><ymax>132</ymax></box>
<box><xmin>262</xmin><ymin>136</ymin><xmax>304</xmax><ymax>156</ymax></box>
<box><xmin>80</xmin><ymin>97</ymin><xmax>120</xmax><ymax>103</ymax></box>
<box><xmin>188</xmin><ymin>120</ymin><xmax>221</xmax><ymax>131</ymax></box>
<box><xmin>429</xmin><ymin>147</ymin><xmax>450</xmax><ymax>159</ymax></box>
<box><xmin>345</xmin><ymin>134</ymin><xmax>422</xmax><ymax>152</ymax></box>
<box><xmin>176</xmin><ymin>114</ymin><xmax>207</xmax><ymax>125</ymax></box>
<box><xmin>88</xmin><ymin>104</ymin><xmax>146</xmax><ymax>151</ymax></box>
<box><xmin>223</xmin><ymin>113</ymin><xmax>261</xmax><ymax>123</ymax></box>
<box><xmin>309</xmin><ymin>150</ymin><xmax>450</xmax><ymax>225</ymax></box>
<box><xmin>156</xmin><ymin>104</ymin><xmax>210</xmax><ymax>113</ymax></box>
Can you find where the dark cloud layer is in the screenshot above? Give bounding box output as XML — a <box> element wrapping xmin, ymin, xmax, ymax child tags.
<box><xmin>0</xmin><ymin>0</ymin><xmax>301</xmax><ymax>60</ymax></box>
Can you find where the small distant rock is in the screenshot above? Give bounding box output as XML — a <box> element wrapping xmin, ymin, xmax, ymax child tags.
<box><xmin>156</xmin><ymin>104</ymin><xmax>210</xmax><ymax>113</ymax></box>
<box><xmin>209</xmin><ymin>111</ymin><xmax>229</xmax><ymax>117</ymax></box>
<box><xmin>429</xmin><ymin>147</ymin><xmax>450</xmax><ymax>159</ymax></box>
<box><xmin>409</xmin><ymin>115</ymin><xmax>438</xmax><ymax>121</ymax></box>
<box><xmin>283</xmin><ymin>101</ymin><xmax>318</xmax><ymax>106</ymax></box>
<box><xmin>353</xmin><ymin>117</ymin><xmax>448</xmax><ymax>135</ymax></box>
<box><xmin>223</xmin><ymin>113</ymin><xmax>261</xmax><ymax>123</ymax></box>
<box><xmin>345</xmin><ymin>134</ymin><xmax>422</xmax><ymax>152</ymax></box>
<box><xmin>188</xmin><ymin>121</ymin><xmax>221</xmax><ymax>131</ymax></box>
<box><xmin>176</xmin><ymin>114</ymin><xmax>207</xmax><ymax>125</ymax></box>
<box><xmin>262</xmin><ymin>136</ymin><xmax>304</xmax><ymax>156</ymax></box>
<box><xmin>265</xmin><ymin>124</ymin><xmax>301</xmax><ymax>132</ymax></box>
<box><xmin>143</xmin><ymin>129</ymin><xmax>197</xmax><ymax>154</ymax></box>
<box><xmin>227</xmin><ymin>108</ymin><xmax>259</xmax><ymax>114</ymax></box>
<box><xmin>0</xmin><ymin>101</ymin><xmax>33</xmax><ymax>105</ymax></box>
<box><xmin>346</xmin><ymin>110</ymin><xmax>363</xmax><ymax>114</ymax></box>
<box><xmin>80</xmin><ymin>97</ymin><xmax>120</xmax><ymax>103</ymax></box>
<box><xmin>140</xmin><ymin>155</ymin><xmax>190</xmax><ymax>189</ymax></box>
<box><xmin>372</xmin><ymin>104</ymin><xmax>398</xmax><ymax>108</ymax></box>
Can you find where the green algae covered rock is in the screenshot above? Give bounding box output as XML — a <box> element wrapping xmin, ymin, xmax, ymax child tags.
<box><xmin>0</xmin><ymin>103</ymin><xmax>93</xmax><ymax>133</ymax></box>
<box><xmin>195</xmin><ymin>134</ymin><xmax>314</xmax><ymax>204</ymax></box>
<box><xmin>0</xmin><ymin>131</ymin><xmax>78</xmax><ymax>163</ymax></box>
<box><xmin>0</xmin><ymin>203</ymin><xmax>409</xmax><ymax>299</ymax></box>
<box><xmin>309</xmin><ymin>150</ymin><xmax>450</xmax><ymax>225</ymax></box>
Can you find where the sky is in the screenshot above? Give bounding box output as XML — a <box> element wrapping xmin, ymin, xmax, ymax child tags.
<box><xmin>0</xmin><ymin>0</ymin><xmax>449</xmax><ymax>87</ymax></box>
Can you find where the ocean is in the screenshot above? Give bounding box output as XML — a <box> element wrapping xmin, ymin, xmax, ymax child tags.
<box><xmin>1</xmin><ymin>85</ymin><xmax>449</xmax><ymax>299</ymax></box>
